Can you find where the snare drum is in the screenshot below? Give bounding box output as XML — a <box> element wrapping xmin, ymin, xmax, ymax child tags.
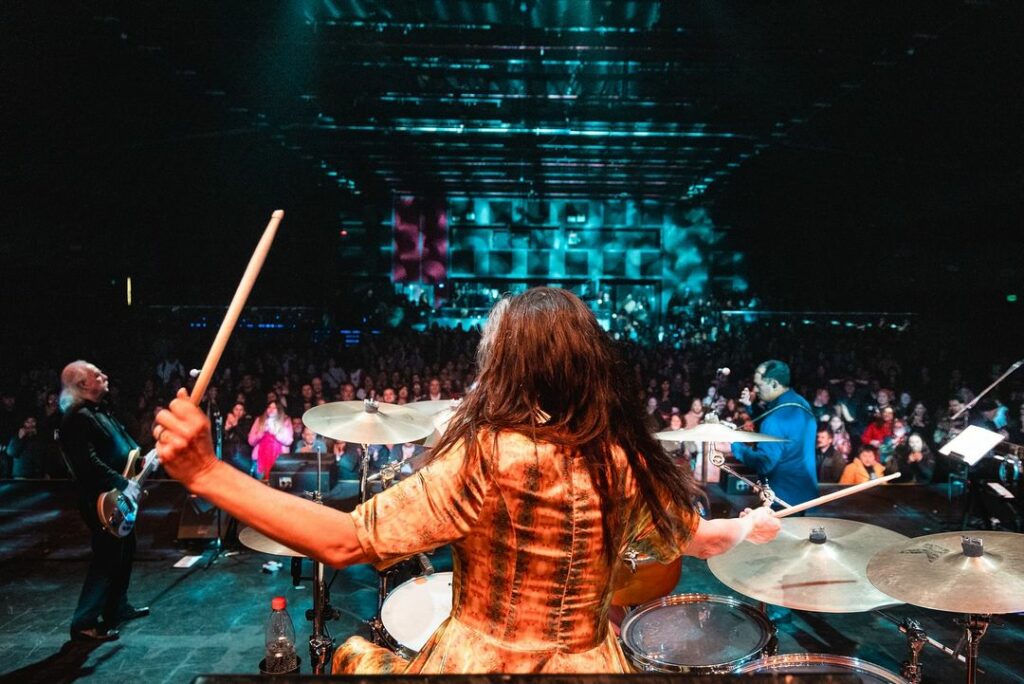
<box><xmin>380</xmin><ymin>572</ymin><xmax>453</xmax><ymax>658</ymax></box>
<box><xmin>619</xmin><ymin>593</ymin><xmax>777</xmax><ymax>673</ymax></box>
<box><xmin>733</xmin><ymin>653</ymin><xmax>908</xmax><ymax>683</ymax></box>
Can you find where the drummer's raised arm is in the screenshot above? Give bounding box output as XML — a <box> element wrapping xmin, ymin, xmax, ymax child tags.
<box><xmin>155</xmin><ymin>388</ymin><xmax>370</xmax><ymax>569</ymax></box>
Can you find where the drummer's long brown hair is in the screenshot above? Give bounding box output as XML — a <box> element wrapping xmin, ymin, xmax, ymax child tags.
<box><xmin>431</xmin><ymin>287</ymin><xmax>703</xmax><ymax>554</ymax></box>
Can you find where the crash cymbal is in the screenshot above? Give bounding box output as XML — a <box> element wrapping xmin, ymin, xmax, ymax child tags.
<box><xmin>239</xmin><ymin>526</ymin><xmax>305</xmax><ymax>557</ymax></box>
<box><xmin>707</xmin><ymin>517</ymin><xmax>908</xmax><ymax>613</ymax></box>
<box><xmin>654</xmin><ymin>422</ymin><xmax>788</xmax><ymax>443</ymax></box>
<box><xmin>405</xmin><ymin>399</ymin><xmax>462</xmax><ymax>415</ymax></box>
<box><xmin>867</xmin><ymin>531</ymin><xmax>1024</xmax><ymax>614</ymax></box>
<box><xmin>303</xmin><ymin>400</ymin><xmax>435</xmax><ymax>445</ymax></box>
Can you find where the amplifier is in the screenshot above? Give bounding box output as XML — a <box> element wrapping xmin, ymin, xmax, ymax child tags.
<box><xmin>177</xmin><ymin>494</ymin><xmax>228</xmax><ymax>540</ymax></box>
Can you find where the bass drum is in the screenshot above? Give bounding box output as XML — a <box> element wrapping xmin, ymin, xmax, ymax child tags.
<box><xmin>734</xmin><ymin>653</ymin><xmax>908</xmax><ymax>683</ymax></box>
<box><xmin>619</xmin><ymin>593</ymin><xmax>777</xmax><ymax>674</ymax></box>
<box><xmin>380</xmin><ymin>572</ymin><xmax>453</xmax><ymax>659</ymax></box>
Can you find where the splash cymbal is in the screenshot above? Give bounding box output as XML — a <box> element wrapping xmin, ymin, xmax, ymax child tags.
<box><xmin>239</xmin><ymin>526</ymin><xmax>305</xmax><ymax>557</ymax></box>
<box><xmin>303</xmin><ymin>400</ymin><xmax>435</xmax><ymax>445</ymax></box>
<box><xmin>708</xmin><ymin>517</ymin><xmax>908</xmax><ymax>612</ymax></box>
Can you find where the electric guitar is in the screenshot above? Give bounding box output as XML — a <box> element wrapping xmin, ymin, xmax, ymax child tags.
<box><xmin>97</xmin><ymin>447</ymin><xmax>160</xmax><ymax>537</ymax></box>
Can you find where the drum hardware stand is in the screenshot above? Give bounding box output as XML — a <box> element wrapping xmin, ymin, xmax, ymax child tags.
<box><xmin>709</xmin><ymin>449</ymin><xmax>792</xmax><ymax>510</ymax></box>
<box><xmin>954</xmin><ymin>613</ymin><xmax>990</xmax><ymax>684</ymax></box>
<box><xmin>899</xmin><ymin>618</ymin><xmax>927</xmax><ymax>684</ymax></box>
<box><xmin>364</xmin><ymin>452</ymin><xmax>403</xmax><ymax>647</ymax></box>
<box><xmin>874</xmin><ymin>611</ymin><xmax>979</xmax><ymax>677</ymax></box>
<box><xmin>306</xmin><ymin>448</ymin><xmax>339</xmax><ymax>674</ymax></box>
<box><xmin>952</xmin><ymin>541</ymin><xmax>990</xmax><ymax>684</ymax></box>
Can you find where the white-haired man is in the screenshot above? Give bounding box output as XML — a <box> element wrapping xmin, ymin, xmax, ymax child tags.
<box><xmin>59</xmin><ymin>361</ymin><xmax>149</xmax><ymax>642</ymax></box>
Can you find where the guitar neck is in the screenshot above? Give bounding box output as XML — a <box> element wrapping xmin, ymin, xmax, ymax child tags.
<box><xmin>133</xmin><ymin>448</ymin><xmax>161</xmax><ymax>486</ymax></box>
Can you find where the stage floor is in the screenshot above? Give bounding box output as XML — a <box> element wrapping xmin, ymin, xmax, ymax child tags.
<box><xmin>1</xmin><ymin>479</ymin><xmax>1021</xmax><ymax>683</ymax></box>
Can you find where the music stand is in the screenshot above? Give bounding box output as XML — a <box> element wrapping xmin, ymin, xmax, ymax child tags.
<box><xmin>940</xmin><ymin>426</ymin><xmax>1005</xmax><ymax>466</ymax></box>
<box><xmin>941</xmin><ymin>426</ymin><xmax>1005</xmax><ymax>529</ymax></box>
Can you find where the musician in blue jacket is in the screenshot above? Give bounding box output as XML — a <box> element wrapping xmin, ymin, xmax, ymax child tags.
<box><xmin>719</xmin><ymin>360</ymin><xmax>819</xmax><ymax>508</ymax></box>
<box><xmin>58</xmin><ymin>361</ymin><xmax>148</xmax><ymax>642</ymax></box>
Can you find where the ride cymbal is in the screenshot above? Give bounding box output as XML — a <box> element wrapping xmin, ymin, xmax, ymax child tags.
<box><xmin>867</xmin><ymin>531</ymin><xmax>1024</xmax><ymax>614</ymax></box>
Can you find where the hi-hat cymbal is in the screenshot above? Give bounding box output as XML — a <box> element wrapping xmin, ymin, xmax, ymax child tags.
<box><xmin>303</xmin><ymin>401</ymin><xmax>435</xmax><ymax>445</ymax></box>
<box><xmin>239</xmin><ymin>526</ymin><xmax>305</xmax><ymax>557</ymax></box>
<box><xmin>416</xmin><ymin>404</ymin><xmax>461</xmax><ymax>449</ymax></box>
<box><xmin>655</xmin><ymin>422</ymin><xmax>788</xmax><ymax>444</ymax></box>
<box><xmin>867</xmin><ymin>531</ymin><xmax>1024</xmax><ymax>614</ymax></box>
<box><xmin>708</xmin><ymin>517</ymin><xmax>908</xmax><ymax>613</ymax></box>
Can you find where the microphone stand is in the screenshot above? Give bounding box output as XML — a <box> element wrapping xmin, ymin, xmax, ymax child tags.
<box><xmin>951</xmin><ymin>359</ymin><xmax>1023</xmax><ymax>421</ymax></box>
<box><xmin>203</xmin><ymin>395</ymin><xmax>226</xmax><ymax>569</ymax></box>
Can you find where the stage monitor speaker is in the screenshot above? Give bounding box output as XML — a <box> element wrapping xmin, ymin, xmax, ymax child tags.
<box><xmin>194</xmin><ymin>674</ymin><xmax>863</xmax><ymax>683</ymax></box>
<box><xmin>269</xmin><ymin>456</ymin><xmax>336</xmax><ymax>493</ymax></box>
<box><xmin>177</xmin><ymin>494</ymin><xmax>226</xmax><ymax>540</ymax></box>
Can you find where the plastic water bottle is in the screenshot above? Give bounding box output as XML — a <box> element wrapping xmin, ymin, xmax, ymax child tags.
<box><xmin>263</xmin><ymin>596</ymin><xmax>298</xmax><ymax>674</ymax></box>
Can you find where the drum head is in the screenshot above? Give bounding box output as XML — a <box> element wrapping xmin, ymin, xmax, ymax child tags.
<box><xmin>620</xmin><ymin>593</ymin><xmax>775</xmax><ymax>673</ymax></box>
<box><xmin>380</xmin><ymin>572</ymin><xmax>453</xmax><ymax>653</ymax></box>
<box><xmin>734</xmin><ymin>654</ymin><xmax>907</xmax><ymax>683</ymax></box>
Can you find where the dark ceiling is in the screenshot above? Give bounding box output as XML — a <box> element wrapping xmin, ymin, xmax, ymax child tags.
<box><xmin>2</xmin><ymin>0</ymin><xmax>1022</xmax><ymax>315</ymax></box>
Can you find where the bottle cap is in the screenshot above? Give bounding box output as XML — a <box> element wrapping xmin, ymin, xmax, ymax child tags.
<box><xmin>271</xmin><ymin>596</ymin><xmax>286</xmax><ymax>611</ymax></box>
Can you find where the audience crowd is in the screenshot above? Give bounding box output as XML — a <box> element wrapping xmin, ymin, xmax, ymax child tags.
<box><xmin>3</xmin><ymin>310</ymin><xmax>1023</xmax><ymax>490</ymax></box>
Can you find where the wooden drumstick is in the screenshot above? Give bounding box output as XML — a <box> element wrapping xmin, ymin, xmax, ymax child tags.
<box><xmin>189</xmin><ymin>209</ymin><xmax>284</xmax><ymax>405</ymax></box>
<box><xmin>773</xmin><ymin>472</ymin><xmax>900</xmax><ymax>518</ymax></box>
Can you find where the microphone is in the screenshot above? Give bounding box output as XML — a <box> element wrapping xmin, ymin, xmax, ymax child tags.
<box><xmin>416</xmin><ymin>553</ymin><xmax>434</xmax><ymax>576</ymax></box>
<box><xmin>716</xmin><ymin>367</ymin><xmax>731</xmax><ymax>377</ymax></box>
<box><xmin>189</xmin><ymin>368</ymin><xmax>201</xmax><ymax>378</ymax></box>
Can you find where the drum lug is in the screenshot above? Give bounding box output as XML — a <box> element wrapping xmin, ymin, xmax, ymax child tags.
<box><xmin>623</xmin><ymin>549</ymin><xmax>639</xmax><ymax>573</ymax></box>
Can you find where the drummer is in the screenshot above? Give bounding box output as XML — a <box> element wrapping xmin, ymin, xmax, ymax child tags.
<box><xmin>154</xmin><ymin>287</ymin><xmax>780</xmax><ymax>674</ymax></box>
<box><xmin>715</xmin><ymin>360</ymin><xmax>818</xmax><ymax>508</ymax></box>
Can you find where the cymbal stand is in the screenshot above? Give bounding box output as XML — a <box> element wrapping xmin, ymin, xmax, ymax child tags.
<box><xmin>363</xmin><ymin>450</ymin><xmax>398</xmax><ymax>647</ymax></box>
<box><xmin>955</xmin><ymin>614</ymin><xmax>990</xmax><ymax>684</ymax></box>
<box><xmin>359</xmin><ymin>443</ymin><xmax>371</xmax><ymax>504</ymax></box>
<box><xmin>874</xmin><ymin>610</ymin><xmax>978</xmax><ymax>679</ymax></box>
<box><xmin>305</xmin><ymin>449</ymin><xmax>339</xmax><ymax>674</ymax></box>
<box><xmin>899</xmin><ymin>618</ymin><xmax>927</xmax><ymax>684</ymax></box>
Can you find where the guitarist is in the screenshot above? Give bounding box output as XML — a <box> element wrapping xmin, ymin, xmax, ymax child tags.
<box><xmin>58</xmin><ymin>360</ymin><xmax>149</xmax><ymax>642</ymax></box>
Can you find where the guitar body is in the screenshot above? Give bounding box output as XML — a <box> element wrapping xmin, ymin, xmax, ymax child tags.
<box><xmin>97</xmin><ymin>487</ymin><xmax>139</xmax><ymax>537</ymax></box>
<box><xmin>97</xmin><ymin>448</ymin><xmax>157</xmax><ymax>538</ymax></box>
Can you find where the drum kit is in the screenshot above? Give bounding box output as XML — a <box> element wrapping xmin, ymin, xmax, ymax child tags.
<box><xmin>238</xmin><ymin>398</ymin><xmax>451</xmax><ymax>673</ymax></box>
<box><xmin>236</xmin><ymin>404</ymin><xmax>1023</xmax><ymax>680</ymax></box>
<box><xmin>622</xmin><ymin>421</ymin><xmax>1024</xmax><ymax>683</ymax></box>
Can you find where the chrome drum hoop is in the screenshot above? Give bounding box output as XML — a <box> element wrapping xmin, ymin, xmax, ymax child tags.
<box><xmin>619</xmin><ymin>592</ymin><xmax>777</xmax><ymax>674</ymax></box>
<box><xmin>733</xmin><ymin>653</ymin><xmax>908</xmax><ymax>683</ymax></box>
